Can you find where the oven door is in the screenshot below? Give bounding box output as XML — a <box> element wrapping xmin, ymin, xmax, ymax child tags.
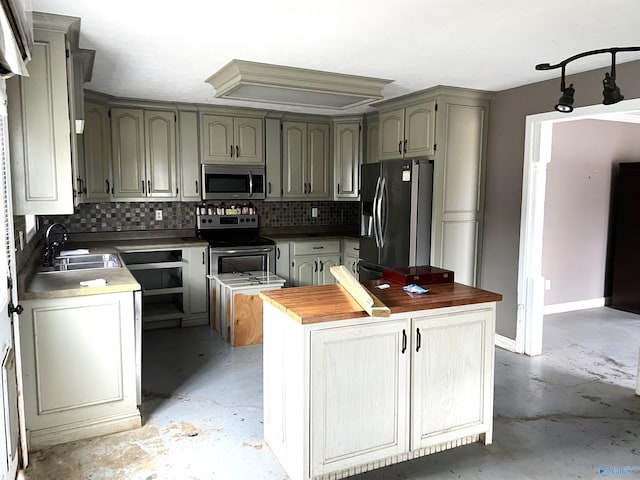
<box><xmin>201</xmin><ymin>164</ymin><xmax>266</xmax><ymax>201</ymax></box>
<box><xmin>209</xmin><ymin>245</ymin><xmax>275</xmax><ymax>276</ymax></box>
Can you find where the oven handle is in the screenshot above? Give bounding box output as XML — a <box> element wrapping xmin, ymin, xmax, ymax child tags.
<box><xmin>209</xmin><ymin>247</ymin><xmax>274</xmax><ymax>254</ymax></box>
<box><xmin>248</xmin><ymin>170</ymin><xmax>254</xmax><ymax>197</ymax></box>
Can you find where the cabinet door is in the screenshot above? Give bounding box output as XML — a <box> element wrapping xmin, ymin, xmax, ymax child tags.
<box><xmin>291</xmin><ymin>256</ymin><xmax>315</xmax><ymax>287</ymax></box>
<box><xmin>275</xmin><ymin>242</ymin><xmax>290</xmax><ymax>285</ymax></box>
<box><xmin>282</xmin><ymin>122</ymin><xmax>307</xmax><ymax>198</ymax></box>
<box><xmin>334</xmin><ymin>123</ymin><xmax>360</xmax><ymax>199</ymax></box>
<box><xmin>201</xmin><ymin>115</ymin><xmax>234</xmax><ymax>164</ymax></box>
<box><xmin>344</xmin><ymin>254</ymin><xmax>359</xmax><ymax>278</ymax></box>
<box><xmin>7</xmin><ymin>28</ymin><xmax>75</xmax><ymax>214</ymax></box>
<box><xmin>365</xmin><ymin>117</ymin><xmax>379</xmax><ymax>163</ymax></box>
<box><xmin>307</xmin><ymin>123</ymin><xmax>330</xmax><ymax>199</ymax></box>
<box><xmin>265</xmin><ymin>118</ymin><xmax>282</xmax><ymax>199</ymax></box>
<box><xmin>145</xmin><ymin>110</ymin><xmax>178</xmax><ymax>198</ymax></box>
<box><xmin>317</xmin><ymin>254</ymin><xmax>341</xmax><ymax>285</ymax></box>
<box><xmin>310</xmin><ymin>320</ymin><xmax>409</xmax><ymax>476</ymax></box>
<box><xmin>111</xmin><ymin>108</ymin><xmax>145</xmax><ymax>198</ymax></box>
<box><xmin>234</xmin><ymin>117</ymin><xmax>264</xmax><ymax>164</ymax></box>
<box><xmin>184</xmin><ymin>246</ymin><xmax>208</xmax><ymax>322</ymax></box>
<box><xmin>83</xmin><ymin>102</ymin><xmax>112</xmax><ymax>201</ymax></box>
<box><xmin>178</xmin><ymin>110</ymin><xmax>201</xmax><ymax>201</ymax></box>
<box><xmin>378</xmin><ymin>109</ymin><xmax>404</xmax><ymax>161</ymax></box>
<box><xmin>404</xmin><ymin>100</ymin><xmax>436</xmax><ymax>157</ymax></box>
<box><xmin>411</xmin><ymin>308</ymin><xmax>494</xmax><ymax>449</ymax></box>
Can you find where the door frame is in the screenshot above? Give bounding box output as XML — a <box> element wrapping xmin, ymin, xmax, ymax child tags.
<box><xmin>517</xmin><ymin>97</ymin><xmax>640</xmax><ymax>356</ymax></box>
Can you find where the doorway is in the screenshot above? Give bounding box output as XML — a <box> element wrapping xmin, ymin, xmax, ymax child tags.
<box><xmin>517</xmin><ymin>97</ymin><xmax>640</xmax><ymax>356</ymax></box>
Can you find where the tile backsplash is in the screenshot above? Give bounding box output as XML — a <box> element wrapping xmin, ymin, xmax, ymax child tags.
<box><xmin>37</xmin><ymin>200</ymin><xmax>360</xmax><ymax>233</ymax></box>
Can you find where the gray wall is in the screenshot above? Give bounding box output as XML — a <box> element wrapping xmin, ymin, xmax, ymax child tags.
<box><xmin>481</xmin><ymin>59</ymin><xmax>640</xmax><ymax>339</ymax></box>
<box><xmin>543</xmin><ymin>120</ymin><xmax>640</xmax><ymax>306</ymax></box>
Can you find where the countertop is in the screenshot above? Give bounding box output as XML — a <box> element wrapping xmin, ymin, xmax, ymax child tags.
<box><xmin>19</xmin><ymin>237</ymin><xmax>208</xmax><ymax>300</ymax></box>
<box><xmin>262</xmin><ymin>233</ymin><xmax>359</xmax><ymax>242</ymax></box>
<box><xmin>259</xmin><ymin>280</ymin><xmax>502</xmax><ymax>324</ymax></box>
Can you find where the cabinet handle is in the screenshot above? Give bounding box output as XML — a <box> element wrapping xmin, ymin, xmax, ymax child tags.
<box><xmin>314</xmin><ymin>260</ymin><xmax>318</xmax><ymax>272</ymax></box>
<box><xmin>312</xmin><ymin>246</ymin><xmax>324</xmax><ymax>250</ymax></box>
<box><xmin>276</xmin><ymin>247</ymin><xmax>281</xmax><ymax>260</ymax></box>
<box><xmin>416</xmin><ymin>327</ymin><xmax>422</xmax><ymax>352</ymax></box>
<box><xmin>403</xmin><ymin>139</ymin><xmax>408</xmax><ymax>154</ymax></box>
<box><xmin>319</xmin><ymin>261</ymin><xmax>324</xmax><ymax>272</ymax></box>
<box><xmin>230</xmin><ymin>145</ymin><xmax>234</xmax><ymax>157</ymax></box>
<box><xmin>402</xmin><ymin>329</ymin><xmax>407</xmax><ymax>354</ymax></box>
<box><xmin>148</xmin><ymin>180</ymin><xmax>151</xmax><ymax>193</ymax></box>
<box><xmin>268</xmin><ymin>182</ymin><xmax>271</xmax><ymax>195</ymax></box>
<box><xmin>105</xmin><ymin>179</ymin><xmax>110</xmax><ymax>194</ymax></box>
<box><xmin>202</xmin><ymin>251</ymin><xmax>205</xmax><ymax>264</ymax></box>
<box><xmin>195</xmin><ymin>180</ymin><xmax>199</xmax><ymax>194</ymax></box>
<box><xmin>142</xmin><ymin>181</ymin><xmax>145</xmax><ymax>194</ymax></box>
<box><xmin>235</xmin><ymin>145</ymin><xmax>239</xmax><ymax>157</ymax></box>
<box><xmin>337</xmin><ymin>183</ymin><xmax>340</xmax><ymax>194</ymax></box>
<box><xmin>398</xmin><ymin>141</ymin><xmax>402</xmax><ymax>154</ymax></box>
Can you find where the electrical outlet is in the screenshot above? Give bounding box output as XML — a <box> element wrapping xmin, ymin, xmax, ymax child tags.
<box><xmin>545</xmin><ymin>279</ymin><xmax>551</xmax><ymax>291</ymax></box>
<box><xmin>155</xmin><ymin>210</ymin><xmax>163</xmax><ymax>221</ymax></box>
<box><xmin>311</xmin><ymin>207</ymin><xmax>318</xmax><ymax>218</ymax></box>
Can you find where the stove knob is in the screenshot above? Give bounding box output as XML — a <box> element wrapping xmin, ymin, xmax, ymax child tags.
<box><xmin>207</xmin><ymin>218</ymin><xmax>213</xmax><ymax>223</ymax></box>
<box><xmin>240</xmin><ymin>218</ymin><xmax>244</xmax><ymax>223</ymax></box>
<box><xmin>251</xmin><ymin>218</ymin><xmax>256</xmax><ymax>222</ymax></box>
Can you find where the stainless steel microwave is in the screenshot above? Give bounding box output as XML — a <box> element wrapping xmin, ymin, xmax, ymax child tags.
<box><xmin>201</xmin><ymin>164</ymin><xmax>266</xmax><ymax>200</ymax></box>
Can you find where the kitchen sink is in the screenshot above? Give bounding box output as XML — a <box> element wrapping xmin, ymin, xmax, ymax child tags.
<box><xmin>38</xmin><ymin>253</ymin><xmax>122</xmax><ymax>273</ymax></box>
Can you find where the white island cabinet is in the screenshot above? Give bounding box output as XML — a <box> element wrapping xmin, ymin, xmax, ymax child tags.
<box><xmin>261</xmin><ymin>281</ymin><xmax>500</xmax><ymax>480</ymax></box>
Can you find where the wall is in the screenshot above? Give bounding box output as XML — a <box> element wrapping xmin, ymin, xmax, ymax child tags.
<box><xmin>542</xmin><ymin>119</ymin><xmax>640</xmax><ymax>306</ymax></box>
<box><xmin>481</xmin><ymin>59</ymin><xmax>640</xmax><ymax>339</ymax></box>
<box><xmin>16</xmin><ymin>200</ymin><xmax>359</xmax><ymax>272</ymax></box>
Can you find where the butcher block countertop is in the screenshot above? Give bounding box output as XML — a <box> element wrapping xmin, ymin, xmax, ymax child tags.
<box><xmin>259</xmin><ymin>280</ymin><xmax>502</xmax><ymax>324</ymax></box>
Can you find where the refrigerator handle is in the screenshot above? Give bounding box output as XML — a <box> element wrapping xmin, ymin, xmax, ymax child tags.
<box><xmin>377</xmin><ymin>176</ymin><xmax>386</xmax><ymax>248</ymax></box>
<box><xmin>373</xmin><ymin>176</ymin><xmax>382</xmax><ymax>248</ymax></box>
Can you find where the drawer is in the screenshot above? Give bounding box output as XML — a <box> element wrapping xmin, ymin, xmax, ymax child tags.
<box><xmin>292</xmin><ymin>239</ymin><xmax>341</xmax><ymax>256</ymax></box>
<box><xmin>342</xmin><ymin>239</ymin><xmax>360</xmax><ymax>257</ymax></box>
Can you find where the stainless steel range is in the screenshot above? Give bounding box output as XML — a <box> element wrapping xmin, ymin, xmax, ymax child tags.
<box><xmin>196</xmin><ymin>213</ymin><xmax>275</xmax><ymax>276</ymax></box>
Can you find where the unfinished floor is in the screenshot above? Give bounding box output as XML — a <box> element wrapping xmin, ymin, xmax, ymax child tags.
<box><xmin>21</xmin><ymin>307</ymin><xmax>640</xmax><ymax>480</ymax></box>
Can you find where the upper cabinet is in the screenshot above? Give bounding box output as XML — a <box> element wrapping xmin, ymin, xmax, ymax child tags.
<box><xmin>83</xmin><ymin>102</ymin><xmax>112</xmax><ymax>202</ymax></box>
<box><xmin>365</xmin><ymin>115</ymin><xmax>379</xmax><ymax>164</ymax></box>
<box><xmin>378</xmin><ymin>100</ymin><xmax>436</xmax><ymax>161</ymax></box>
<box><xmin>333</xmin><ymin>121</ymin><xmax>361</xmax><ymax>200</ymax></box>
<box><xmin>7</xmin><ymin>14</ymin><xmax>93</xmax><ymax>215</ymax></box>
<box><xmin>111</xmin><ymin>108</ymin><xmax>178</xmax><ymax>200</ymax></box>
<box><xmin>177</xmin><ymin>108</ymin><xmax>200</xmax><ymax>201</ymax></box>
<box><xmin>201</xmin><ymin>114</ymin><xmax>264</xmax><ymax>165</ymax></box>
<box><xmin>282</xmin><ymin>121</ymin><xmax>331</xmax><ymax>200</ymax></box>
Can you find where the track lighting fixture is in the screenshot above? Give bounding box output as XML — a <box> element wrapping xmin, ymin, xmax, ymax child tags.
<box><xmin>536</xmin><ymin>47</ymin><xmax>640</xmax><ymax>113</ymax></box>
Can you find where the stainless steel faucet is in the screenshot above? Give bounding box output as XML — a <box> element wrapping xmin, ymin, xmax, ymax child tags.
<box><xmin>43</xmin><ymin>223</ymin><xmax>69</xmax><ymax>267</ymax></box>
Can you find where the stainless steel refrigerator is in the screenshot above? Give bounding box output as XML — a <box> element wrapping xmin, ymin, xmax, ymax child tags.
<box><xmin>359</xmin><ymin>158</ymin><xmax>433</xmax><ymax>281</ymax></box>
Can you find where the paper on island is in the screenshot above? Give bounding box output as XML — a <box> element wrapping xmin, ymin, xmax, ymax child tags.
<box><xmin>330</xmin><ymin>265</ymin><xmax>390</xmax><ymax>317</ymax></box>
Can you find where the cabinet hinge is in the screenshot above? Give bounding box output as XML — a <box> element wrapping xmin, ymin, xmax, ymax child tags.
<box><xmin>7</xmin><ymin>276</ymin><xmax>12</xmax><ymax>290</ymax></box>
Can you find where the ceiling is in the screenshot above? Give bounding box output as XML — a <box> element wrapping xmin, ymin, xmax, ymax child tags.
<box><xmin>29</xmin><ymin>0</ymin><xmax>640</xmax><ymax>115</ymax></box>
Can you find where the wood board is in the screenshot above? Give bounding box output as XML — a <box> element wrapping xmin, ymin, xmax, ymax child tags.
<box><xmin>330</xmin><ymin>265</ymin><xmax>390</xmax><ymax>317</ymax></box>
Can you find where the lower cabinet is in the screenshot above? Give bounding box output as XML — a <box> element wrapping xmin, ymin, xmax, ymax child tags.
<box><xmin>290</xmin><ymin>239</ymin><xmax>341</xmax><ymax>287</ymax></box>
<box><xmin>310</xmin><ymin>320</ymin><xmax>409</xmax><ymax>475</ymax></box>
<box><xmin>19</xmin><ymin>292</ymin><xmax>141</xmax><ymax>449</ymax></box>
<box><xmin>263</xmin><ymin>302</ymin><xmax>496</xmax><ymax>480</ymax></box>
<box><xmin>120</xmin><ymin>244</ymin><xmax>208</xmax><ymax>329</ymax></box>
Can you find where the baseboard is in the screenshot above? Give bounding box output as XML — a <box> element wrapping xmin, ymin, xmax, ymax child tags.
<box><xmin>495</xmin><ymin>334</ymin><xmax>517</xmax><ymax>352</ymax></box>
<box><xmin>543</xmin><ymin>297</ymin><xmax>606</xmax><ymax>315</ymax></box>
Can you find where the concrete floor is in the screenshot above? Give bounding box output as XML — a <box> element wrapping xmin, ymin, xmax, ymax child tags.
<box><xmin>21</xmin><ymin>307</ymin><xmax>640</xmax><ymax>480</ymax></box>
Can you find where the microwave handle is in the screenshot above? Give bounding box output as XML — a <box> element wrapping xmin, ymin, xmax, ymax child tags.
<box><xmin>248</xmin><ymin>170</ymin><xmax>254</xmax><ymax>197</ymax></box>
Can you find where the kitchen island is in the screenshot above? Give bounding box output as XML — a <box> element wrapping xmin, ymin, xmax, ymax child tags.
<box><xmin>260</xmin><ymin>281</ymin><xmax>502</xmax><ymax>480</ymax></box>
